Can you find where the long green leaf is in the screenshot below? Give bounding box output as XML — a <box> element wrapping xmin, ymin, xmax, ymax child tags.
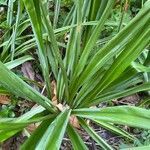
<box><xmin>80</xmin><ymin>82</ymin><xmax>150</xmax><ymax>107</ymax></box>
<box><xmin>67</xmin><ymin>124</ymin><xmax>88</xmax><ymax>150</ymax></box>
<box><xmin>0</xmin><ymin>114</ymin><xmax>55</xmax><ymax>131</ymax></box>
<box><xmin>11</xmin><ymin>0</ymin><xmax>23</xmax><ymax>61</ymax></box>
<box><xmin>5</xmin><ymin>55</ymin><xmax>33</xmax><ymax>69</ymax></box>
<box><xmin>53</xmin><ymin>0</ymin><xmax>61</xmax><ymax>29</ymax></box>
<box><xmin>22</xmin><ymin>0</ymin><xmax>51</xmax><ymax>98</ymax></box>
<box><xmin>35</xmin><ymin>109</ymin><xmax>71</xmax><ymax>150</ymax></box>
<box><xmin>72</xmin><ymin>106</ymin><xmax>150</xmax><ymax>129</ymax></box>
<box><xmin>21</xmin><ymin>119</ymin><xmax>54</xmax><ymax>150</ymax></box>
<box><xmin>40</xmin><ymin>0</ymin><xmax>69</xmax><ymax>100</ymax></box>
<box><xmin>94</xmin><ymin>120</ymin><xmax>134</xmax><ymax>140</ymax></box>
<box><xmin>0</xmin><ymin>130</ymin><xmax>21</xmax><ymax>142</ymax></box>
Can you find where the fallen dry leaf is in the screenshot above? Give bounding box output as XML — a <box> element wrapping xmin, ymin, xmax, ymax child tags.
<box><xmin>26</xmin><ymin>124</ymin><xmax>37</xmax><ymax>134</ymax></box>
<box><xmin>112</xmin><ymin>94</ymin><xmax>140</xmax><ymax>106</ymax></box>
<box><xmin>0</xmin><ymin>95</ymin><xmax>10</xmax><ymax>104</ymax></box>
<box><xmin>55</xmin><ymin>103</ymin><xmax>81</xmax><ymax>129</ymax></box>
<box><xmin>51</xmin><ymin>80</ymin><xmax>58</xmax><ymax>105</ymax></box>
<box><xmin>52</xmin><ymin>95</ymin><xmax>58</xmax><ymax>105</ymax></box>
<box><xmin>51</xmin><ymin>80</ymin><xmax>57</xmax><ymax>96</ymax></box>
<box><xmin>69</xmin><ymin>115</ymin><xmax>80</xmax><ymax>129</ymax></box>
<box><xmin>21</xmin><ymin>62</ymin><xmax>35</xmax><ymax>80</ymax></box>
<box><xmin>124</xmin><ymin>0</ymin><xmax>129</xmax><ymax>11</ymax></box>
<box><xmin>56</xmin><ymin>103</ymin><xmax>65</xmax><ymax>111</ymax></box>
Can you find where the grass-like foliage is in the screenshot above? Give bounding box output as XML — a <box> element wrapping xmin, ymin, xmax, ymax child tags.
<box><xmin>0</xmin><ymin>0</ymin><xmax>150</xmax><ymax>149</ymax></box>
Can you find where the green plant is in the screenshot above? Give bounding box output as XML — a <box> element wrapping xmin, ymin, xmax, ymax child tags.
<box><xmin>134</xmin><ymin>130</ymin><xmax>150</xmax><ymax>146</ymax></box>
<box><xmin>0</xmin><ymin>0</ymin><xmax>150</xmax><ymax>149</ymax></box>
<box><xmin>0</xmin><ymin>0</ymin><xmax>34</xmax><ymax>69</ymax></box>
<box><xmin>119</xmin><ymin>129</ymin><xmax>150</xmax><ymax>149</ymax></box>
<box><xmin>132</xmin><ymin>49</ymin><xmax>150</xmax><ymax>96</ymax></box>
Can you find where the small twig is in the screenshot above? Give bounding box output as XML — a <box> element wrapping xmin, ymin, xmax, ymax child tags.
<box><xmin>41</xmin><ymin>74</ymin><xmax>51</xmax><ymax>95</ymax></box>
